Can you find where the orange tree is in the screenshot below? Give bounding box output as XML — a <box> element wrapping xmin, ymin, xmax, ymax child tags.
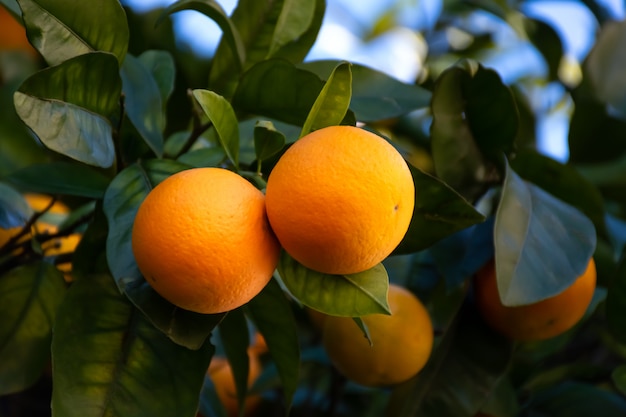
<box><xmin>1</xmin><ymin>0</ymin><xmax>626</xmax><ymax>416</ymax></box>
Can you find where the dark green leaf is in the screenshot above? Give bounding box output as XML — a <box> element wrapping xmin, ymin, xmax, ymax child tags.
<box><xmin>246</xmin><ymin>278</ymin><xmax>300</xmax><ymax>414</ymax></box>
<box><xmin>0</xmin><ymin>262</ymin><xmax>65</xmax><ymax>395</ymax></box>
<box><xmin>606</xmin><ymin>254</ymin><xmax>626</xmax><ymax>344</ymax></box>
<box><xmin>585</xmin><ymin>19</ymin><xmax>626</xmax><ymax>118</ymax></box>
<box><xmin>0</xmin><ymin>182</ymin><xmax>32</xmax><ymax>228</ymax></box>
<box><xmin>103</xmin><ymin>159</ymin><xmax>221</xmax><ymax>349</ymax></box>
<box><xmin>511</xmin><ymin>148</ymin><xmax>607</xmax><ymax>237</ymax></box>
<box><xmin>193</xmin><ymin>89</ymin><xmax>240</xmax><ymax>169</ymax></box>
<box><xmin>526</xmin><ymin>382</ymin><xmax>626</xmax><ymax>417</ymax></box>
<box><xmin>272</xmin><ymin>0</ymin><xmax>325</xmax><ymax>64</ymax></box>
<box><xmin>5</xmin><ymin>161</ymin><xmax>111</xmax><ymax>198</ymax></box>
<box><xmin>300</xmin><ymin>61</ymin><xmax>352</xmax><ymax>137</ymax></box>
<box><xmin>18</xmin><ymin>0</ymin><xmax>129</xmax><ymax>65</ymax></box>
<box><xmin>254</xmin><ymin>121</ymin><xmax>286</xmax><ymax>163</ymax></box>
<box><xmin>301</xmin><ymin>60</ymin><xmax>431</xmax><ymax>121</ymax></box>
<box><xmin>525</xmin><ymin>17</ymin><xmax>563</xmax><ymax>81</ymax></box>
<box><xmin>121</xmin><ymin>53</ymin><xmax>165</xmax><ymax>158</ymax></box>
<box><xmin>612</xmin><ymin>365</ymin><xmax>626</xmax><ymax>396</ymax></box>
<box><xmin>233</xmin><ymin>59</ymin><xmax>325</xmax><ymax>126</ymax></box>
<box><xmin>395</xmin><ymin>164</ymin><xmax>485</xmax><ymax>254</ymax></box>
<box><xmin>268</xmin><ymin>0</ymin><xmax>315</xmax><ymax>56</ymax></box>
<box><xmin>14</xmin><ymin>52</ymin><xmax>121</xmax><ymax>168</ymax></box>
<box><xmin>158</xmin><ymin>0</ymin><xmax>245</xmax><ymax>72</ymax></box>
<box><xmin>177</xmin><ymin>147</ymin><xmax>227</xmax><ymax>168</ymax></box>
<box><xmin>278</xmin><ymin>252</ymin><xmax>390</xmax><ymax>316</ymax></box>
<box><xmin>138</xmin><ymin>50</ymin><xmax>176</xmax><ymax>106</ymax></box>
<box><xmin>52</xmin><ymin>273</ymin><xmax>214</xmax><ymax>417</ymax></box>
<box><xmin>218</xmin><ymin>309</ymin><xmax>250</xmax><ymax>415</ymax></box>
<box><xmin>494</xmin><ymin>161</ymin><xmax>597</xmax><ymax>306</ymax></box>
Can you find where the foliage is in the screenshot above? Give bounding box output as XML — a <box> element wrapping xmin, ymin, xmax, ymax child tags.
<box><xmin>0</xmin><ymin>0</ymin><xmax>625</xmax><ymax>416</ymax></box>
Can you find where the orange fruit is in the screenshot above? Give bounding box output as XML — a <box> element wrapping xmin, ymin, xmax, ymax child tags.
<box><xmin>131</xmin><ymin>167</ymin><xmax>281</xmax><ymax>314</ymax></box>
<box><xmin>265</xmin><ymin>125</ymin><xmax>415</xmax><ymax>275</ymax></box>
<box><xmin>474</xmin><ymin>258</ymin><xmax>596</xmax><ymax>341</ymax></box>
<box><xmin>250</xmin><ymin>332</ymin><xmax>268</xmax><ymax>356</ymax></box>
<box><xmin>0</xmin><ymin>7</ymin><xmax>37</xmax><ymax>55</ymax></box>
<box><xmin>322</xmin><ymin>284</ymin><xmax>433</xmax><ymax>387</ymax></box>
<box><xmin>206</xmin><ymin>353</ymin><xmax>262</xmax><ymax>417</ymax></box>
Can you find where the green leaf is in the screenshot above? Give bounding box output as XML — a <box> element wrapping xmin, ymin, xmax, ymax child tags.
<box><xmin>606</xmin><ymin>254</ymin><xmax>626</xmax><ymax>344</ymax></box>
<box><xmin>193</xmin><ymin>89</ymin><xmax>240</xmax><ymax>169</ymax></box>
<box><xmin>121</xmin><ymin>53</ymin><xmax>165</xmax><ymax>158</ymax></box>
<box><xmin>51</xmin><ymin>273</ymin><xmax>214</xmax><ymax>417</ymax></box>
<box><xmin>159</xmin><ymin>0</ymin><xmax>245</xmax><ymax>73</ymax></box>
<box><xmin>103</xmin><ymin>159</ymin><xmax>222</xmax><ymax>349</ymax></box>
<box><xmin>0</xmin><ymin>182</ymin><xmax>32</xmax><ymax>228</ymax></box>
<box><xmin>5</xmin><ymin>161</ymin><xmax>111</xmax><ymax>198</ymax></box>
<box><xmin>278</xmin><ymin>251</ymin><xmax>390</xmax><ymax>317</ymax></box>
<box><xmin>395</xmin><ymin>164</ymin><xmax>485</xmax><ymax>254</ymax></box>
<box><xmin>526</xmin><ymin>382</ymin><xmax>626</xmax><ymax>417</ymax></box>
<box><xmin>300</xmin><ymin>61</ymin><xmax>352</xmax><ymax>137</ymax></box>
<box><xmin>138</xmin><ymin>50</ymin><xmax>176</xmax><ymax>106</ymax></box>
<box><xmin>177</xmin><ymin>147</ymin><xmax>228</xmax><ymax>168</ymax></box>
<box><xmin>494</xmin><ymin>161</ymin><xmax>597</xmax><ymax>306</ymax></box>
<box><xmin>511</xmin><ymin>148</ymin><xmax>607</xmax><ymax>237</ymax></box>
<box><xmin>301</xmin><ymin>60</ymin><xmax>432</xmax><ymax>122</ymax></box>
<box><xmin>218</xmin><ymin>309</ymin><xmax>251</xmax><ymax>415</ymax></box>
<box><xmin>0</xmin><ymin>262</ymin><xmax>65</xmax><ymax>395</ymax></box>
<box><xmin>254</xmin><ymin>120</ymin><xmax>286</xmax><ymax>163</ymax></box>
<box><xmin>524</xmin><ymin>17</ymin><xmax>563</xmax><ymax>81</ymax></box>
<box><xmin>612</xmin><ymin>365</ymin><xmax>626</xmax><ymax>396</ymax></box>
<box><xmin>431</xmin><ymin>60</ymin><xmax>518</xmax><ymax>200</ymax></box>
<box><xmin>14</xmin><ymin>52</ymin><xmax>121</xmax><ymax>168</ymax></box>
<box><xmin>585</xmin><ymin>19</ymin><xmax>626</xmax><ymax>118</ymax></box>
<box><xmin>246</xmin><ymin>278</ymin><xmax>300</xmax><ymax>414</ymax></box>
<box><xmin>17</xmin><ymin>0</ymin><xmax>129</xmax><ymax>65</ymax></box>
<box><xmin>271</xmin><ymin>0</ymin><xmax>325</xmax><ymax>64</ymax></box>
<box><xmin>386</xmin><ymin>306</ymin><xmax>513</xmax><ymax>417</ymax></box>
<box><xmin>233</xmin><ymin>59</ymin><xmax>325</xmax><ymax>126</ymax></box>
<box><xmin>268</xmin><ymin>0</ymin><xmax>315</xmax><ymax>56</ymax></box>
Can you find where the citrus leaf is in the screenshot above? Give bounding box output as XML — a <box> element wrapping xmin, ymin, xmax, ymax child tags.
<box><xmin>612</xmin><ymin>365</ymin><xmax>626</xmax><ymax>396</ymax></box>
<box><xmin>268</xmin><ymin>0</ymin><xmax>315</xmax><ymax>56</ymax></box>
<box><xmin>277</xmin><ymin>252</ymin><xmax>390</xmax><ymax>317</ymax></box>
<box><xmin>246</xmin><ymin>278</ymin><xmax>300</xmax><ymax>414</ymax></box>
<box><xmin>300</xmin><ymin>61</ymin><xmax>352</xmax><ymax>137</ymax></box>
<box><xmin>121</xmin><ymin>53</ymin><xmax>165</xmax><ymax>158</ymax></box>
<box><xmin>525</xmin><ymin>382</ymin><xmax>626</xmax><ymax>417</ymax></box>
<box><xmin>395</xmin><ymin>164</ymin><xmax>485</xmax><ymax>254</ymax></box>
<box><xmin>193</xmin><ymin>89</ymin><xmax>239</xmax><ymax>169</ymax></box>
<box><xmin>271</xmin><ymin>0</ymin><xmax>325</xmax><ymax>64</ymax></box>
<box><xmin>158</xmin><ymin>0</ymin><xmax>245</xmax><ymax>72</ymax></box>
<box><xmin>301</xmin><ymin>60</ymin><xmax>431</xmax><ymax>122</ymax></box>
<box><xmin>0</xmin><ymin>182</ymin><xmax>32</xmax><ymax>229</ymax></box>
<box><xmin>233</xmin><ymin>59</ymin><xmax>325</xmax><ymax>126</ymax></box>
<box><xmin>352</xmin><ymin>316</ymin><xmax>373</xmax><ymax>346</ymax></box>
<box><xmin>177</xmin><ymin>147</ymin><xmax>228</xmax><ymax>168</ymax></box>
<box><xmin>4</xmin><ymin>161</ymin><xmax>111</xmax><ymax>198</ymax></box>
<box><xmin>524</xmin><ymin>17</ymin><xmax>563</xmax><ymax>81</ymax></box>
<box><xmin>138</xmin><ymin>50</ymin><xmax>176</xmax><ymax>107</ymax></box>
<box><xmin>17</xmin><ymin>0</ymin><xmax>128</xmax><ymax>65</ymax></box>
<box><xmin>494</xmin><ymin>161</ymin><xmax>597</xmax><ymax>306</ymax></box>
<box><xmin>606</xmin><ymin>254</ymin><xmax>626</xmax><ymax>344</ymax></box>
<box><xmin>103</xmin><ymin>159</ymin><xmax>223</xmax><ymax>349</ymax></box>
<box><xmin>51</xmin><ymin>273</ymin><xmax>214</xmax><ymax>417</ymax></box>
<box><xmin>254</xmin><ymin>120</ymin><xmax>286</xmax><ymax>162</ymax></box>
<box><xmin>14</xmin><ymin>52</ymin><xmax>121</xmax><ymax>168</ymax></box>
<box><xmin>0</xmin><ymin>262</ymin><xmax>65</xmax><ymax>395</ymax></box>
<box><xmin>218</xmin><ymin>309</ymin><xmax>251</xmax><ymax>415</ymax></box>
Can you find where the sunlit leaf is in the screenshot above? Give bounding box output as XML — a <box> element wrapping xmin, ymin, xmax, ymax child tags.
<box><xmin>121</xmin><ymin>53</ymin><xmax>165</xmax><ymax>158</ymax></box>
<box><xmin>4</xmin><ymin>161</ymin><xmax>111</xmax><ymax>198</ymax></box>
<box><xmin>0</xmin><ymin>262</ymin><xmax>65</xmax><ymax>395</ymax></box>
<box><xmin>103</xmin><ymin>159</ymin><xmax>222</xmax><ymax>349</ymax></box>
<box><xmin>18</xmin><ymin>0</ymin><xmax>128</xmax><ymax>65</ymax></box>
<box><xmin>193</xmin><ymin>89</ymin><xmax>240</xmax><ymax>169</ymax></box>
<box><xmin>395</xmin><ymin>164</ymin><xmax>485</xmax><ymax>254</ymax></box>
<box><xmin>300</xmin><ymin>61</ymin><xmax>352</xmax><ymax>137</ymax></box>
<box><xmin>494</xmin><ymin>162</ymin><xmax>596</xmax><ymax>306</ymax></box>
<box><xmin>0</xmin><ymin>182</ymin><xmax>32</xmax><ymax>228</ymax></box>
<box><xmin>138</xmin><ymin>50</ymin><xmax>176</xmax><ymax>106</ymax></box>
<box><xmin>14</xmin><ymin>52</ymin><xmax>121</xmax><ymax>168</ymax></box>
<box><xmin>278</xmin><ymin>252</ymin><xmax>390</xmax><ymax>317</ymax></box>
<box><xmin>52</xmin><ymin>273</ymin><xmax>213</xmax><ymax>417</ymax></box>
<box><xmin>246</xmin><ymin>278</ymin><xmax>300</xmax><ymax>414</ymax></box>
<box><xmin>268</xmin><ymin>0</ymin><xmax>315</xmax><ymax>56</ymax></box>
<box><xmin>301</xmin><ymin>60</ymin><xmax>431</xmax><ymax>121</ymax></box>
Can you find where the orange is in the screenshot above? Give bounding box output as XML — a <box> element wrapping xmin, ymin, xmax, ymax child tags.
<box><xmin>474</xmin><ymin>258</ymin><xmax>596</xmax><ymax>341</ymax></box>
<box><xmin>265</xmin><ymin>125</ymin><xmax>415</xmax><ymax>275</ymax></box>
<box><xmin>322</xmin><ymin>284</ymin><xmax>433</xmax><ymax>387</ymax></box>
<box><xmin>131</xmin><ymin>167</ymin><xmax>281</xmax><ymax>314</ymax></box>
<box><xmin>206</xmin><ymin>353</ymin><xmax>262</xmax><ymax>417</ymax></box>
<box><xmin>0</xmin><ymin>7</ymin><xmax>37</xmax><ymax>55</ymax></box>
<box><xmin>250</xmin><ymin>332</ymin><xmax>268</xmax><ymax>356</ymax></box>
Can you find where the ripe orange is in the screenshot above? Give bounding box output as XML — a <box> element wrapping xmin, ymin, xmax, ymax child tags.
<box><xmin>206</xmin><ymin>353</ymin><xmax>262</xmax><ymax>417</ymax></box>
<box><xmin>322</xmin><ymin>284</ymin><xmax>433</xmax><ymax>387</ymax></box>
<box><xmin>131</xmin><ymin>167</ymin><xmax>281</xmax><ymax>314</ymax></box>
<box><xmin>474</xmin><ymin>258</ymin><xmax>596</xmax><ymax>341</ymax></box>
<box><xmin>265</xmin><ymin>125</ymin><xmax>415</xmax><ymax>275</ymax></box>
